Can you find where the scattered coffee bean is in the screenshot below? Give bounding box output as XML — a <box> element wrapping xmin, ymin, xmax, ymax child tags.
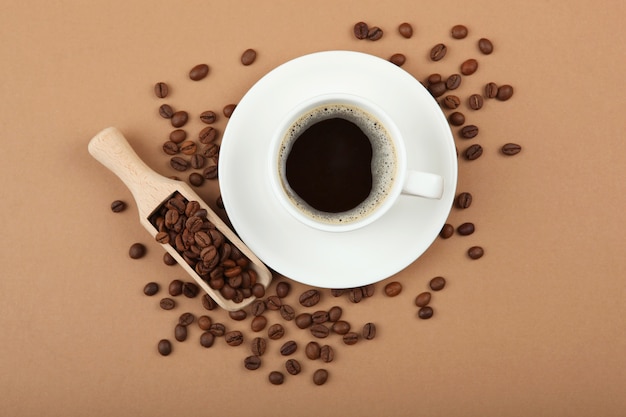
<box><xmin>295</xmin><ymin>313</ymin><xmax>313</xmax><ymax>329</ymax></box>
<box><xmin>250</xmin><ymin>300</ymin><xmax>266</xmax><ymax>316</ymax></box>
<box><xmin>331</xmin><ymin>320</ymin><xmax>351</xmax><ymax>335</ymax></box>
<box><xmin>427</xmin><ymin>73</ymin><xmax>442</xmax><ymax>85</ymax></box>
<box><xmin>143</xmin><ymin>282</ymin><xmax>159</xmax><ymax>296</ymax></box>
<box><xmin>129</xmin><ymin>243</ymin><xmax>146</xmax><ymax>259</ymax></box>
<box><xmin>330</xmin><ymin>289</ymin><xmax>346</xmax><ymax>297</ymax></box>
<box><xmin>182</xmin><ymin>281</ymin><xmax>199</xmax><ymax>298</ymax></box>
<box><xmin>468</xmin><ymin>246</ymin><xmax>485</xmax><ymax>259</ymax></box>
<box><xmin>313</xmin><ymin>369</ymin><xmax>329</xmax><ymax>385</ymax></box>
<box><xmin>343</xmin><ymin>332</ymin><xmax>359</xmax><ymax>345</ymax></box>
<box><xmin>179</xmin><ymin>312</ymin><xmax>195</xmax><ymax>326</ymax></box>
<box><xmin>197</xmin><ymin>315</ymin><xmax>212</xmax><ymax>330</ymax></box>
<box><xmin>389</xmin><ymin>53</ymin><xmax>406</xmax><ymax>66</ymax></box>
<box><xmin>367</xmin><ymin>26</ymin><xmax>383</xmax><ymax>41</ymax></box>
<box><xmin>159</xmin><ymin>104</ymin><xmax>174</xmax><ymax>119</ymax></box>
<box><xmin>430</xmin><ymin>43</ymin><xmax>447</xmax><ymax>61</ymax></box>
<box><xmin>363</xmin><ymin>323</ymin><xmax>376</xmax><ymax>340</ymax></box>
<box><xmin>347</xmin><ymin>288</ymin><xmax>363</xmax><ymax>303</ymax></box>
<box><xmin>285</xmin><ymin>359</ymin><xmax>301</xmax><ymax>375</ymax></box>
<box><xmin>468</xmin><ymin>94</ymin><xmax>484</xmax><ymax>110</ymax></box>
<box><xmin>305</xmin><ymin>341</ymin><xmax>321</xmax><ymax>360</ymax></box>
<box><xmin>502</xmin><ymin>143</ymin><xmax>522</xmax><ymax>155</ymax></box>
<box><xmin>163</xmin><ymin>252</ymin><xmax>176</xmax><ymax>266</ymax></box>
<box><xmin>398</xmin><ymin>22</ymin><xmax>413</xmax><ymax>38</ymax></box>
<box><xmin>442</xmin><ymin>95</ymin><xmax>461</xmax><ymax>109</ymax></box>
<box><xmin>460</xmin><ymin>125</ymin><xmax>479</xmax><ymax>139</ymax></box>
<box><xmin>225</xmin><ymin>330</ymin><xmax>244</xmax><ymax>346</ymax></box>
<box><xmin>429</xmin><ymin>276</ymin><xmax>446</xmax><ymax>291</ymax></box>
<box><xmin>268</xmin><ymin>371</ymin><xmax>284</xmax><ymax>385</ymax></box>
<box><xmin>244</xmin><ymin>355</ymin><xmax>261</xmax><ymax>370</ymax></box>
<box><xmin>169</xmin><ymin>129</ymin><xmax>187</xmax><ymax>143</ymax></box>
<box><xmin>353</xmin><ymin>22</ymin><xmax>369</xmax><ymax>39</ymax></box>
<box><xmin>199</xmin><ymin>110</ymin><xmax>217</xmax><ymax>124</ymax></box>
<box><xmin>268</xmin><ymin>323</ymin><xmax>285</xmax><ymax>340</ymax></box>
<box><xmin>418</xmin><ymin>306</ymin><xmax>434</xmax><ymax>319</ymax></box>
<box><xmin>445</xmin><ymin>74</ymin><xmax>462</xmax><ymax>90</ymax></box>
<box><xmin>202</xmin><ymin>294</ymin><xmax>217</xmax><ymax>310</ymax></box>
<box><xmin>158</xmin><ymin>339</ymin><xmax>172</xmax><ymax>356</ymax></box>
<box><xmin>451</xmin><ymin>24</ymin><xmax>468</xmax><ymax>39</ymax></box>
<box><xmin>250</xmin><ymin>315</ymin><xmax>267</xmax><ymax>332</ymax></box>
<box><xmin>320</xmin><ymin>345</ymin><xmax>334</xmax><ymax>362</ymax></box>
<box><xmin>478</xmin><ymin>38</ymin><xmax>494</xmax><ymax>54</ymax></box>
<box><xmin>496</xmin><ymin>84</ymin><xmax>514</xmax><ymax>101</ymax></box>
<box><xmin>299</xmin><ymin>289</ymin><xmax>321</xmax><ymax>307</ymax></box>
<box><xmin>252</xmin><ymin>283</ymin><xmax>266</xmax><ymax>299</ymax></box>
<box><xmin>216</xmin><ymin>195</ymin><xmax>225</xmax><ymax>210</ymax></box>
<box><xmin>168</xmin><ymin>280</ymin><xmax>183</xmax><ymax>296</ymax></box>
<box><xmin>485</xmin><ymin>82</ymin><xmax>499</xmax><ymax>99</ymax></box>
<box><xmin>111</xmin><ymin>200</ymin><xmax>126</xmax><ymax>213</ymax></box>
<box><xmin>251</xmin><ymin>337</ymin><xmax>267</xmax><ymax>356</ymax></box>
<box><xmin>280</xmin><ymin>304</ymin><xmax>296</xmax><ymax>321</ymax></box>
<box><xmin>188</xmin><ymin>172</ymin><xmax>204</xmax><ymax>187</ymax></box>
<box><xmin>428</xmin><ymin>81</ymin><xmax>447</xmax><ymax>98</ymax></box>
<box><xmin>190</xmin><ymin>154</ymin><xmax>206</xmax><ymax>169</ymax></box>
<box><xmin>162</xmin><ymin>141</ymin><xmax>179</xmax><ymax>155</ymax></box>
<box><xmin>179</xmin><ymin>140</ymin><xmax>196</xmax><ymax>155</ymax></box>
<box><xmin>280</xmin><ymin>340</ymin><xmax>298</xmax><ymax>356</ymax></box>
<box><xmin>415</xmin><ymin>292</ymin><xmax>432</xmax><ymax>307</ymax></box>
<box><xmin>200</xmin><ymin>331</ymin><xmax>215</xmax><ymax>347</ymax></box>
<box><xmin>456</xmin><ymin>192</ymin><xmax>473</xmax><ymax>209</ymax></box>
<box><xmin>202</xmin><ymin>165</ymin><xmax>218</xmax><ymax>180</ymax></box>
<box><xmin>460</xmin><ymin>59</ymin><xmax>478</xmax><ymax>75</ymax></box>
<box><xmin>448</xmin><ymin>112</ymin><xmax>465</xmax><ymax>126</ymax></box>
<box><xmin>384</xmin><ymin>281</ymin><xmax>402</xmax><ymax>297</ymax></box>
<box><xmin>160</xmin><ymin>298</ymin><xmax>175</xmax><ymax>310</ymax></box>
<box><xmin>229</xmin><ymin>310</ymin><xmax>247</xmax><ymax>321</ymax></box>
<box><xmin>198</xmin><ymin>126</ymin><xmax>218</xmax><ymax>144</ymax></box>
<box><xmin>266</xmin><ymin>295</ymin><xmax>282</xmax><ymax>310</ymax></box>
<box><xmin>170</xmin><ymin>156</ymin><xmax>189</xmax><ymax>172</ymax></box>
<box><xmin>208</xmin><ymin>323</ymin><xmax>226</xmax><ymax>337</ymax></box>
<box><xmin>464</xmin><ymin>144</ymin><xmax>483</xmax><ymax>160</ymax></box>
<box><xmin>189</xmin><ymin>64</ymin><xmax>209</xmax><ymax>81</ymax></box>
<box><xmin>170</xmin><ymin>110</ymin><xmax>189</xmax><ymax>128</ymax></box>
<box><xmin>223</xmin><ymin>104</ymin><xmax>236</xmax><ymax>118</ymax></box>
<box><xmin>174</xmin><ymin>324</ymin><xmax>187</xmax><ymax>342</ymax></box>
<box><xmin>327</xmin><ymin>306</ymin><xmax>342</xmax><ymax>322</ymax></box>
<box><xmin>439</xmin><ymin>223</ymin><xmax>454</xmax><ymax>239</ymax></box>
<box><xmin>275</xmin><ymin>281</ymin><xmax>291</xmax><ymax>298</ymax></box>
<box><xmin>310</xmin><ymin>324</ymin><xmax>330</xmax><ymax>338</ymax></box>
<box><xmin>457</xmin><ymin>222</ymin><xmax>475</xmax><ymax>236</ymax></box>
<box><xmin>154</xmin><ymin>82</ymin><xmax>169</xmax><ymax>98</ymax></box>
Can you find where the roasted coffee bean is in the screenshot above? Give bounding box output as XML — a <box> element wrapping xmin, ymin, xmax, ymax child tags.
<box><xmin>190</xmin><ymin>154</ymin><xmax>206</xmax><ymax>169</ymax></box>
<box><xmin>197</xmin><ymin>315</ymin><xmax>212</xmax><ymax>330</ymax></box>
<box><xmin>162</xmin><ymin>141</ymin><xmax>179</xmax><ymax>155</ymax></box>
<box><xmin>229</xmin><ymin>310</ymin><xmax>247</xmax><ymax>321</ymax></box>
<box><xmin>182</xmin><ymin>281</ymin><xmax>199</xmax><ymax>298</ymax></box>
<box><xmin>279</xmin><ymin>304</ymin><xmax>296</xmax><ymax>321</ymax></box>
<box><xmin>415</xmin><ymin>292</ymin><xmax>432</xmax><ymax>307</ymax></box>
<box><xmin>111</xmin><ymin>200</ymin><xmax>126</xmax><ymax>213</ymax></box>
<box><xmin>268</xmin><ymin>371</ymin><xmax>284</xmax><ymax>385</ymax></box>
<box><xmin>223</xmin><ymin>104</ymin><xmax>236</xmax><ymax>118</ymax></box>
<box><xmin>343</xmin><ymin>332</ymin><xmax>359</xmax><ymax>345</ymax></box>
<box><xmin>189</xmin><ymin>172</ymin><xmax>204</xmax><ymax>187</ymax></box>
<box><xmin>158</xmin><ymin>339</ymin><xmax>172</xmax><ymax>356</ymax></box>
<box><xmin>295</xmin><ymin>313</ymin><xmax>313</xmax><ymax>329</ymax></box>
<box><xmin>348</xmin><ymin>288</ymin><xmax>363</xmax><ymax>303</ymax></box>
<box><xmin>502</xmin><ymin>143</ymin><xmax>522</xmax><ymax>155</ymax></box>
<box><xmin>299</xmin><ymin>289</ymin><xmax>320</xmax><ymax>307</ymax></box>
<box><xmin>159</xmin><ymin>104</ymin><xmax>174</xmax><ymax>119</ymax></box>
<box><xmin>451</xmin><ymin>24</ymin><xmax>468</xmax><ymax>39</ymax></box>
<box><xmin>251</xmin><ymin>315</ymin><xmax>267</xmax><ymax>332</ymax></box>
<box><xmin>428</xmin><ymin>81</ymin><xmax>447</xmax><ymax>98</ymax></box>
<box><xmin>143</xmin><ymin>282</ymin><xmax>159</xmax><ymax>296</ymax></box>
<box><xmin>250</xmin><ymin>299</ymin><xmax>266</xmax><ymax>316</ymax></box>
<box><xmin>169</xmin><ymin>129</ymin><xmax>187</xmax><ymax>144</ymax></box>
<box><xmin>200</xmin><ymin>331</ymin><xmax>215</xmax><ymax>347</ymax></box>
<box><xmin>179</xmin><ymin>140</ymin><xmax>197</xmax><ymax>155</ymax></box>
<box><xmin>478</xmin><ymin>38</ymin><xmax>494</xmax><ymax>54</ymax></box>
<box><xmin>201</xmin><ymin>143</ymin><xmax>219</xmax><ymax>159</ymax></box>
<box><xmin>456</xmin><ymin>192</ymin><xmax>473</xmax><ymax>209</ymax></box>
<box><xmin>170</xmin><ymin>156</ymin><xmax>189</xmax><ymax>171</ymax></box>
<box><xmin>367</xmin><ymin>26</ymin><xmax>383</xmax><ymax>41</ymax></box>
<box><xmin>320</xmin><ymin>345</ymin><xmax>334</xmax><ymax>362</ymax></box>
<box><xmin>252</xmin><ymin>283</ymin><xmax>266</xmax><ymax>299</ymax></box>
<box><xmin>241</xmin><ymin>48</ymin><xmax>257</xmax><ymax>65</ymax></box>
<box><xmin>330</xmin><ymin>289</ymin><xmax>346</xmax><ymax>297</ymax></box>
<box><xmin>327</xmin><ymin>306</ymin><xmax>342</xmax><ymax>322</ymax></box>
<box><xmin>154</xmin><ymin>82</ymin><xmax>169</xmax><ymax>98</ymax></box>
<box><xmin>313</xmin><ymin>369</ymin><xmax>329</xmax><ymax>385</ymax></box>
<box><xmin>208</xmin><ymin>323</ymin><xmax>226</xmax><ymax>337</ymax></box>
<box><xmin>468</xmin><ymin>246</ymin><xmax>485</xmax><ymax>259</ymax></box>
<box><xmin>457</xmin><ymin>222</ymin><xmax>475</xmax><ymax>236</ymax></box>
<box><xmin>202</xmin><ymin>294</ymin><xmax>217</xmax><ymax>310</ymax></box>
<box><xmin>448</xmin><ymin>112</ymin><xmax>465</xmax><ymax>126</ymax></box>
<box><xmin>160</xmin><ymin>298</ymin><xmax>175</xmax><ymax>310</ymax></box>
<box><xmin>427</xmin><ymin>73</ymin><xmax>442</xmax><ymax>85</ymax></box>
<box><xmin>468</xmin><ymin>94</ymin><xmax>484</xmax><ymax>110</ymax></box>
<box><xmin>171</xmin><ymin>110</ymin><xmax>189</xmax><ymax>128</ymax></box>
<box><xmin>331</xmin><ymin>320</ymin><xmax>351</xmax><ymax>335</ymax></box>
<box><xmin>200</xmin><ymin>110</ymin><xmax>217</xmax><ymax>124</ymax></box>
<box><xmin>440</xmin><ymin>223</ymin><xmax>454</xmax><ymax>238</ymax></box>
<box><xmin>442</xmin><ymin>95</ymin><xmax>461</xmax><ymax>109</ymax></box>
<box><xmin>389</xmin><ymin>53</ymin><xmax>406</xmax><ymax>66</ymax></box>
<box><xmin>384</xmin><ymin>281</ymin><xmax>402</xmax><ymax>297</ymax></box>
<box><xmin>418</xmin><ymin>306</ymin><xmax>434</xmax><ymax>319</ymax></box>
<box><xmin>310</xmin><ymin>324</ymin><xmax>330</xmax><ymax>338</ymax></box>
<box><xmin>225</xmin><ymin>331</ymin><xmax>244</xmax><ymax>346</ymax></box>
<box><xmin>363</xmin><ymin>323</ymin><xmax>377</xmax><ymax>340</ymax></box>
<box><xmin>163</xmin><ymin>252</ymin><xmax>176</xmax><ymax>266</ymax></box>
<box><xmin>129</xmin><ymin>243</ymin><xmax>146</xmax><ymax>259</ymax></box>
<box><xmin>430</xmin><ymin>43</ymin><xmax>447</xmax><ymax>61</ymax></box>
<box><xmin>168</xmin><ymin>279</ymin><xmax>183</xmax><ymax>296</ymax></box>
<box><xmin>179</xmin><ymin>312</ymin><xmax>195</xmax><ymax>327</ymax></box>
<box><xmin>429</xmin><ymin>276</ymin><xmax>446</xmax><ymax>291</ymax></box>
<box><xmin>485</xmin><ymin>82</ymin><xmax>499</xmax><ymax>99</ymax></box>
<box><xmin>308</xmin><ymin>310</ymin><xmax>326</xmax><ymax>324</ymax></box>
<box><xmin>446</xmin><ymin>74</ymin><xmax>462</xmax><ymax>90</ymax></box>
<box><xmin>268</xmin><ymin>323</ymin><xmax>285</xmax><ymax>340</ymax></box>
<box><xmin>460</xmin><ymin>125</ymin><xmax>479</xmax><ymax>139</ymax></box>
<box><xmin>461</xmin><ymin>59</ymin><xmax>478</xmax><ymax>75</ymax></box>
<box><xmin>216</xmin><ymin>195</ymin><xmax>224</xmax><ymax>210</ymax></box>
<box><xmin>280</xmin><ymin>340</ymin><xmax>298</xmax><ymax>356</ymax></box>
<box><xmin>285</xmin><ymin>359</ymin><xmax>301</xmax><ymax>375</ymax></box>
<box><xmin>202</xmin><ymin>165</ymin><xmax>218</xmax><ymax>180</ymax></box>
<box><xmin>305</xmin><ymin>341</ymin><xmax>321</xmax><ymax>360</ymax></box>
<box><xmin>265</xmin><ymin>295</ymin><xmax>282</xmax><ymax>310</ymax></box>
<box><xmin>251</xmin><ymin>337</ymin><xmax>267</xmax><ymax>356</ymax></box>
<box><xmin>353</xmin><ymin>21</ymin><xmax>369</xmax><ymax>39</ymax></box>
<box><xmin>244</xmin><ymin>355</ymin><xmax>261</xmax><ymax>370</ymax></box>
<box><xmin>464</xmin><ymin>144</ymin><xmax>483</xmax><ymax>160</ymax></box>
<box><xmin>198</xmin><ymin>126</ymin><xmax>218</xmax><ymax>144</ymax></box>
<box><xmin>189</xmin><ymin>64</ymin><xmax>209</xmax><ymax>81</ymax></box>
<box><xmin>174</xmin><ymin>324</ymin><xmax>187</xmax><ymax>342</ymax></box>
<box><xmin>275</xmin><ymin>281</ymin><xmax>291</xmax><ymax>298</ymax></box>
<box><xmin>496</xmin><ymin>84</ymin><xmax>514</xmax><ymax>101</ymax></box>
<box><xmin>364</xmin><ymin>285</ymin><xmax>375</xmax><ymax>298</ymax></box>
<box><xmin>398</xmin><ymin>22</ymin><xmax>413</xmax><ymax>38</ymax></box>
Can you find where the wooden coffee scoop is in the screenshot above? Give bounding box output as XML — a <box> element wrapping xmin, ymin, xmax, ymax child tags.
<box><xmin>88</xmin><ymin>127</ymin><xmax>272</xmax><ymax>311</ymax></box>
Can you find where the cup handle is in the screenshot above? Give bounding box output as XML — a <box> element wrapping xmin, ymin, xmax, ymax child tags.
<box><xmin>401</xmin><ymin>170</ymin><xmax>444</xmax><ymax>199</ymax></box>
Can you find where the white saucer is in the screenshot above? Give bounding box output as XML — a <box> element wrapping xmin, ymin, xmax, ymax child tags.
<box><xmin>219</xmin><ymin>51</ymin><xmax>457</xmax><ymax>288</ymax></box>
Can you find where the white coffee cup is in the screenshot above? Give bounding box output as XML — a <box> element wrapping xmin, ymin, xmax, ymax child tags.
<box><xmin>268</xmin><ymin>93</ymin><xmax>444</xmax><ymax>232</ymax></box>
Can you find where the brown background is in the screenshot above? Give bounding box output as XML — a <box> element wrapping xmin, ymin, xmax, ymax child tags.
<box><xmin>1</xmin><ymin>1</ymin><xmax>625</xmax><ymax>416</ymax></box>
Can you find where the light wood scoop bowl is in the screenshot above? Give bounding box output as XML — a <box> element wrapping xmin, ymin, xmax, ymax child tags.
<box><xmin>88</xmin><ymin>127</ymin><xmax>272</xmax><ymax>311</ymax></box>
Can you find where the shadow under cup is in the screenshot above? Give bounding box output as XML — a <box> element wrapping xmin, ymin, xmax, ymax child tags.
<box><xmin>269</xmin><ymin>94</ymin><xmax>407</xmax><ymax>232</ymax></box>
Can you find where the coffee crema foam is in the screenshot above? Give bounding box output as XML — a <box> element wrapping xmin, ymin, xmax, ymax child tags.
<box><xmin>278</xmin><ymin>103</ymin><xmax>397</xmax><ymax>225</ymax></box>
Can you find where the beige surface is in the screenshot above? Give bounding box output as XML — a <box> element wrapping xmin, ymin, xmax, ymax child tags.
<box><xmin>1</xmin><ymin>1</ymin><xmax>625</xmax><ymax>416</ymax></box>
